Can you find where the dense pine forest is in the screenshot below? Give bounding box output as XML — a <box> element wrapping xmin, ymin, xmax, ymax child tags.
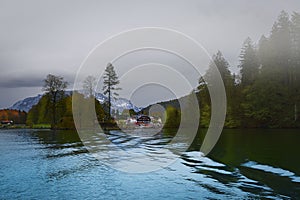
<box><xmin>152</xmin><ymin>11</ymin><xmax>300</xmax><ymax>128</ymax></box>
<box><xmin>199</xmin><ymin>11</ymin><xmax>300</xmax><ymax>128</ymax></box>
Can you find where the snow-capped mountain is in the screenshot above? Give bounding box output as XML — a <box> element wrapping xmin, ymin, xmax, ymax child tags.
<box><xmin>9</xmin><ymin>92</ymin><xmax>142</xmax><ymax>113</ymax></box>
<box><xmin>9</xmin><ymin>94</ymin><xmax>43</xmax><ymax>112</ymax></box>
<box><xmin>94</xmin><ymin>93</ymin><xmax>107</xmax><ymax>104</ymax></box>
<box><xmin>111</xmin><ymin>97</ymin><xmax>142</xmax><ymax>113</ymax></box>
<box><xmin>94</xmin><ymin>93</ymin><xmax>142</xmax><ymax>113</ymax></box>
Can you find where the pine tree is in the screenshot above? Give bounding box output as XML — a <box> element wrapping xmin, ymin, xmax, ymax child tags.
<box><xmin>239</xmin><ymin>37</ymin><xmax>259</xmax><ymax>86</ymax></box>
<box><xmin>291</xmin><ymin>12</ymin><xmax>300</xmax><ymax>122</ymax></box>
<box><xmin>205</xmin><ymin>51</ymin><xmax>233</xmax><ymax>86</ymax></box>
<box><xmin>269</xmin><ymin>10</ymin><xmax>292</xmax><ymax>85</ymax></box>
<box><xmin>202</xmin><ymin>51</ymin><xmax>239</xmax><ymax>127</ymax></box>
<box><xmin>102</xmin><ymin>63</ymin><xmax>121</xmax><ymax>118</ymax></box>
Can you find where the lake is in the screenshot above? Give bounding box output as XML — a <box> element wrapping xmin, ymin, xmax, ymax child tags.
<box><xmin>0</xmin><ymin>129</ymin><xmax>299</xmax><ymax>199</ymax></box>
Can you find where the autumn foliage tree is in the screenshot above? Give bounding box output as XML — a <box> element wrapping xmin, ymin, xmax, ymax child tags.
<box><xmin>0</xmin><ymin>109</ymin><xmax>27</xmax><ymax>124</ymax></box>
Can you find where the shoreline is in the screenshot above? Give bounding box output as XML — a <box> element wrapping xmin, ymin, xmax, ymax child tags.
<box><xmin>1</xmin><ymin>125</ymin><xmax>299</xmax><ymax>131</ymax></box>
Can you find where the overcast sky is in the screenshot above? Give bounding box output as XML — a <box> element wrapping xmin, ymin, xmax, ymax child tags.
<box><xmin>0</xmin><ymin>0</ymin><xmax>299</xmax><ymax>108</ymax></box>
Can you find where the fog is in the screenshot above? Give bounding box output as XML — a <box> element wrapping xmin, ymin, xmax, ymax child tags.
<box><xmin>0</xmin><ymin>0</ymin><xmax>298</xmax><ymax>108</ymax></box>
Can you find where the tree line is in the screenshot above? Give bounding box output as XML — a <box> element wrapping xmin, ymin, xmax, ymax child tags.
<box><xmin>161</xmin><ymin>11</ymin><xmax>300</xmax><ymax>128</ymax></box>
<box><xmin>0</xmin><ymin>109</ymin><xmax>27</xmax><ymax>124</ymax></box>
<box><xmin>27</xmin><ymin>63</ymin><xmax>120</xmax><ymax>129</ymax></box>
<box><xmin>27</xmin><ymin>10</ymin><xmax>300</xmax><ymax>129</ymax></box>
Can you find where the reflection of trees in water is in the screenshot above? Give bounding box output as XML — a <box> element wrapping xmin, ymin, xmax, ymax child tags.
<box><xmin>31</xmin><ymin>130</ymin><xmax>83</xmax><ymax>147</ymax></box>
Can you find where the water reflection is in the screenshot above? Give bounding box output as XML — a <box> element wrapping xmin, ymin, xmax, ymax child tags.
<box><xmin>0</xmin><ymin>129</ymin><xmax>300</xmax><ymax>199</ymax></box>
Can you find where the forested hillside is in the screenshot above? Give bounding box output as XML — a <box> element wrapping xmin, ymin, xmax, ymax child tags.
<box><xmin>147</xmin><ymin>11</ymin><xmax>300</xmax><ymax>128</ymax></box>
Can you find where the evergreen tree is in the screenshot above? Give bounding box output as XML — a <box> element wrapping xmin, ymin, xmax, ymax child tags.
<box><xmin>268</xmin><ymin>10</ymin><xmax>292</xmax><ymax>85</ymax></box>
<box><xmin>200</xmin><ymin>51</ymin><xmax>239</xmax><ymax>127</ymax></box>
<box><xmin>291</xmin><ymin>12</ymin><xmax>300</xmax><ymax>122</ymax></box>
<box><xmin>243</xmin><ymin>11</ymin><xmax>298</xmax><ymax>127</ymax></box>
<box><xmin>239</xmin><ymin>37</ymin><xmax>259</xmax><ymax>86</ymax></box>
<box><xmin>205</xmin><ymin>51</ymin><xmax>234</xmax><ymax>87</ymax></box>
<box><xmin>102</xmin><ymin>63</ymin><xmax>121</xmax><ymax>118</ymax></box>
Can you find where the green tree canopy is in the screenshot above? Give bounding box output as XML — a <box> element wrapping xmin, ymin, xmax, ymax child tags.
<box><xmin>42</xmin><ymin>74</ymin><xmax>68</xmax><ymax>128</ymax></box>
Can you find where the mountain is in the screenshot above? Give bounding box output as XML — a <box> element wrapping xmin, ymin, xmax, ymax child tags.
<box><xmin>112</xmin><ymin>97</ymin><xmax>142</xmax><ymax>113</ymax></box>
<box><xmin>9</xmin><ymin>94</ymin><xmax>43</xmax><ymax>112</ymax></box>
<box><xmin>9</xmin><ymin>92</ymin><xmax>142</xmax><ymax>113</ymax></box>
<box><xmin>94</xmin><ymin>93</ymin><xmax>142</xmax><ymax>113</ymax></box>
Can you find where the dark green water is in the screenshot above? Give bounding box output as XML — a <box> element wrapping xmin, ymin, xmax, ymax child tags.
<box><xmin>0</xmin><ymin>129</ymin><xmax>299</xmax><ymax>199</ymax></box>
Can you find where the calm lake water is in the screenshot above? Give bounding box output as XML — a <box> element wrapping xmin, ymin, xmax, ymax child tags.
<box><xmin>0</xmin><ymin>129</ymin><xmax>300</xmax><ymax>199</ymax></box>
